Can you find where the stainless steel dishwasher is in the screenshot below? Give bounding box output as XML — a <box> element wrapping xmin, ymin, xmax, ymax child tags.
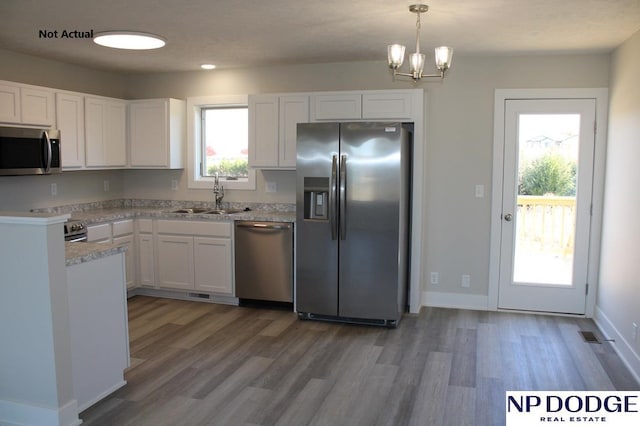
<box><xmin>235</xmin><ymin>221</ymin><xmax>293</xmax><ymax>303</ymax></box>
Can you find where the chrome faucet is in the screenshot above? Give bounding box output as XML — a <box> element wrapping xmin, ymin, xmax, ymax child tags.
<box><xmin>213</xmin><ymin>172</ymin><xmax>224</xmax><ymax>209</ymax></box>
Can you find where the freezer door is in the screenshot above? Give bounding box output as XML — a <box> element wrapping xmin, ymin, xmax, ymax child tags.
<box><xmin>338</xmin><ymin>122</ymin><xmax>410</xmax><ymax>321</ymax></box>
<box><xmin>296</xmin><ymin>123</ymin><xmax>340</xmax><ymax>316</ymax></box>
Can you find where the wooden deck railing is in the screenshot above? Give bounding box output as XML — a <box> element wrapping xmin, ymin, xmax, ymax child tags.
<box><xmin>516</xmin><ymin>195</ymin><xmax>576</xmax><ymax>256</ymax></box>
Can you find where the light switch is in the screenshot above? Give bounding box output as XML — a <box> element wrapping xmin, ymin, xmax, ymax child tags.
<box><xmin>475</xmin><ymin>184</ymin><xmax>484</xmax><ymax>198</ymax></box>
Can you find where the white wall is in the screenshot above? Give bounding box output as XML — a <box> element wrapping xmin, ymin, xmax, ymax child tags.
<box><xmin>596</xmin><ymin>29</ymin><xmax>640</xmax><ymax>379</ymax></box>
<box><xmin>1</xmin><ymin>49</ymin><xmax>611</xmax><ymax>300</ymax></box>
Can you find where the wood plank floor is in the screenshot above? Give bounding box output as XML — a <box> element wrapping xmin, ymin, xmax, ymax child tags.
<box><xmin>80</xmin><ymin>296</ymin><xmax>639</xmax><ymax>426</ymax></box>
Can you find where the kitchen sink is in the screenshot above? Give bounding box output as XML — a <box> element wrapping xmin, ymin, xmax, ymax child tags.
<box><xmin>203</xmin><ymin>209</ymin><xmax>245</xmax><ymax>215</ymax></box>
<box><xmin>168</xmin><ymin>207</ymin><xmax>247</xmax><ymax>215</ymax></box>
<box><xmin>169</xmin><ymin>207</ymin><xmax>211</xmax><ymax>214</ymax></box>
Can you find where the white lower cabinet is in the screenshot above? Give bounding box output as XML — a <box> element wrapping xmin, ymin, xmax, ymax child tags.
<box><xmin>155</xmin><ymin>220</ymin><xmax>234</xmax><ymax>295</ymax></box>
<box><xmin>194</xmin><ymin>237</ymin><xmax>233</xmax><ymax>294</ymax></box>
<box><xmin>157</xmin><ymin>235</ymin><xmax>194</xmax><ymax>290</ymax></box>
<box><xmin>137</xmin><ymin>219</ymin><xmax>155</xmax><ymax>287</ymax></box>
<box><xmin>113</xmin><ymin>220</ymin><xmax>135</xmax><ymax>289</ymax></box>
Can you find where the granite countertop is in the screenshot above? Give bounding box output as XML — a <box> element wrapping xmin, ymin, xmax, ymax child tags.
<box><xmin>65</xmin><ymin>205</ymin><xmax>295</xmax><ymax>226</ymax></box>
<box><xmin>65</xmin><ymin>241</ymin><xmax>128</xmax><ymax>267</ymax></box>
<box><xmin>34</xmin><ymin>200</ymin><xmax>295</xmax><ymax>265</ymax></box>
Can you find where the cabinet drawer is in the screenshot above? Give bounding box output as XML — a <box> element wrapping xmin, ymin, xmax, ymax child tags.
<box><xmin>112</xmin><ymin>219</ymin><xmax>134</xmax><ymax>236</ymax></box>
<box><xmin>87</xmin><ymin>223</ymin><xmax>111</xmax><ymax>241</ymax></box>
<box><xmin>157</xmin><ymin>220</ymin><xmax>232</xmax><ymax>237</ymax></box>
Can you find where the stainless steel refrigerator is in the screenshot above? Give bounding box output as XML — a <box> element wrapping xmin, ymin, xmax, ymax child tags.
<box><xmin>296</xmin><ymin>122</ymin><xmax>411</xmax><ymax>327</ymax></box>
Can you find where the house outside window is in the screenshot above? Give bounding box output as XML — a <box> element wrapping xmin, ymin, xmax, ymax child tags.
<box><xmin>186</xmin><ymin>95</ymin><xmax>256</xmax><ymax>190</ymax></box>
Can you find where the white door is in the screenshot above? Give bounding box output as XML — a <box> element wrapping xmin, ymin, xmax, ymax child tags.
<box><xmin>497</xmin><ymin>98</ymin><xmax>596</xmax><ymax>314</ymax></box>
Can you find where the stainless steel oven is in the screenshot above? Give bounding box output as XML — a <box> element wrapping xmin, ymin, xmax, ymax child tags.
<box><xmin>64</xmin><ymin>220</ymin><xmax>87</xmax><ymax>242</ymax></box>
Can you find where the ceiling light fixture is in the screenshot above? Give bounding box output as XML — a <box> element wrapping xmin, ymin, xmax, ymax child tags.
<box><xmin>93</xmin><ymin>31</ymin><xmax>166</xmax><ymax>50</ymax></box>
<box><xmin>200</xmin><ymin>64</ymin><xmax>216</xmax><ymax>70</ymax></box>
<box><xmin>387</xmin><ymin>4</ymin><xmax>453</xmax><ymax>81</ymax></box>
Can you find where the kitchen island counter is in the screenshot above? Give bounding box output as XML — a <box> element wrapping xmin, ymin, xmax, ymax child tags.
<box><xmin>65</xmin><ymin>241</ymin><xmax>128</xmax><ymax>267</ymax></box>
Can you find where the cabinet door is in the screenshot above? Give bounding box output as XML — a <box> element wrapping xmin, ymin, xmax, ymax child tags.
<box><xmin>248</xmin><ymin>95</ymin><xmax>279</xmax><ymax>167</ymax></box>
<box><xmin>129</xmin><ymin>100</ymin><xmax>168</xmax><ymax>167</ymax></box>
<box><xmin>137</xmin><ymin>233</ymin><xmax>155</xmax><ymax>287</ymax></box>
<box><xmin>56</xmin><ymin>93</ymin><xmax>85</xmax><ymax>169</ymax></box>
<box><xmin>113</xmin><ymin>234</ymin><xmax>135</xmax><ymax>289</ymax></box>
<box><xmin>194</xmin><ymin>237</ymin><xmax>233</xmax><ymax>295</ymax></box>
<box><xmin>106</xmin><ymin>100</ymin><xmax>127</xmax><ymax>167</ymax></box>
<box><xmin>279</xmin><ymin>96</ymin><xmax>309</xmax><ymax>168</ymax></box>
<box><xmin>157</xmin><ymin>235</ymin><xmax>194</xmax><ymax>290</ymax></box>
<box><xmin>85</xmin><ymin>97</ymin><xmax>126</xmax><ymax>167</ymax></box>
<box><xmin>311</xmin><ymin>94</ymin><xmax>362</xmax><ymax>120</ymax></box>
<box><xmin>21</xmin><ymin>87</ymin><xmax>55</xmax><ymax>126</ymax></box>
<box><xmin>362</xmin><ymin>92</ymin><xmax>414</xmax><ymax>119</ymax></box>
<box><xmin>0</xmin><ymin>83</ymin><xmax>21</xmax><ymax>123</ymax></box>
<box><xmin>85</xmin><ymin>97</ymin><xmax>107</xmax><ymax>167</ymax></box>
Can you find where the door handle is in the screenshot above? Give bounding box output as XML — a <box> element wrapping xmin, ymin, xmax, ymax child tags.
<box><xmin>330</xmin><ymin>154</ymin><xmax>338</xmax><ymax>240</ymax></box>
<box><xmin>503</xmin><ymin>213</ymin><xmax>513</xmax><ymax>222</ymax></box>
<box><xmin>339</xmin><ymin>154</ymin><xmax>347</xmax><ymax>240</ymax></box>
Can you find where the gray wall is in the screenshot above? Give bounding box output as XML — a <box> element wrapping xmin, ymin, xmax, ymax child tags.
<box><xmin>598</xmin><ymin>29</ymin><xmax>640</xmax><ymax>372</ymax></box>
<box><xmin>0</xmin><ymin>49</ymin><xmax>611</xmax><ymax>302</ymax></box>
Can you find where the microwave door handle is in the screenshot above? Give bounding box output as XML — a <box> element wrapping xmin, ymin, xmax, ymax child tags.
<box><xmin>43</xmin><ymin>131</ymin><xmax>52</xmax><ymax>173</ymax></box>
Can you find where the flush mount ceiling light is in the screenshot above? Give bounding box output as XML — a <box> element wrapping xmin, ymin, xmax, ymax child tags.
<box><xmin>93</xmin><ymin>31</ymin><xmax>166</xmax><ymax>50</ymax></box>
<box><xmin>200</xmin><ymin>64</ymin><xmax>216</xmax><ymax>70</ymax></box>
<box><xmin>387</xmin><ymin>4</ymin><xmax>453</xmax><ymax>81</ymax></box>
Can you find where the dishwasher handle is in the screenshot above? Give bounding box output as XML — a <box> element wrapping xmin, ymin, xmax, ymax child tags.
<box><xmin>236</xmin><ymin>222</ymin><xmax>292</xmax><ymax>230</ymax></box>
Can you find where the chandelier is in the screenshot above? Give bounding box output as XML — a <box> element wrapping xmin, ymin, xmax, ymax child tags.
<box><xmin>387</xmin><ymin>4</ymin><xmax>453</xmax><ymax>81</ymax></box>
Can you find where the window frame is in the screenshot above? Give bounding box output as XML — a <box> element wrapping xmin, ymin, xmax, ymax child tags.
<box><xmin>186</xmin><ymin>95</ymin><xmax>256</xmax><ymax>190</ymax></box>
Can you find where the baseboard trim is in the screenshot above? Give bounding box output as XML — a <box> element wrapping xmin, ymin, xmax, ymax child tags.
<box><xmin>593</xmin><ymin>306</ymin><xmax>640</xmax><ymax>386</ymax></box>
<box><xmin>0</xmin><ymin>398</ymin><xmax>81</xmax><ymax>426</ymax></box>
<box><xmin>421</xmin><ymin>291</ymin><xmax>489</xmax><ymax>311</ymax></box>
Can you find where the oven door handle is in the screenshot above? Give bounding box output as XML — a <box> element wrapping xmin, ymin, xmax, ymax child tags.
<box><xmin>66</xmin><ymin>235</ymin><xmax>88</xmax><ymax>242</ymax></box>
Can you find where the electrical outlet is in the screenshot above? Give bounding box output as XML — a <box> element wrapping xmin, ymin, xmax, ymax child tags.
<box><xmin>430</xmin><ymin>272</ymin><xmax>439</xmax><ymax>285</ymax></box>
<box><xmin>103</xmin><ymin>180</ymin><xmax>110</xmax><ymax>192</ymax></box>
<box><xmin>475</xmin><ymin>184</ymin><xmax>484</xmax><ymax>198</ymax></box>
<box><xmin>50</xmin><ymin>183</ymin><xmax>57</xmax><ymax>196</ymax></box>
<box><xmin>265</xmin><ymin>181</ymin><xmax>277</xmax><ymax>193</ymax></box>
<box><xmin>461</xmin><ymin>274</ymin><xmax>471</xmax><ymax>288</ymax></box>
<box><xmin>171</xmin><ymin>179</ymin><xmax>178</xmax><ymax>191</ymax></box>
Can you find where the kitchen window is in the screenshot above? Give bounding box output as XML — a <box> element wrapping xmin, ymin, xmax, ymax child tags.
<box><xmin>201</xmin><ymin>106</ymin><xmax>248</xmax><ymax>179</ymax></box>
<box><xmin>187</xmin><ymin>95</ymin><xmax>256</xmax><ymax>190</ymax></box>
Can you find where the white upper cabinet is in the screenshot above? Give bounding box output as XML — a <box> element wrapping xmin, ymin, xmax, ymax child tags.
<box><xmin>248</xmin><ymin>95</ymin><xmax>279</xmax><ymax>168</ymax></box>
<box><xmin>0</xmin><ymin>82</ymin><xmax>55</xmax><ymax>126</ymax></box>
<box><xmin>129</xmin><ymin>98</ymin><xmax>185</xmax><ymax>169</ymax></box>
<box><xmin>362</xmin><ymin>91</ymin><xmax>415</xmax><ymax>119</ymax></box>
<box><xmin>21</xmin><ymin>87</ymin><xmax>55</xmax><ymax>126</ymax></box>
<box><xmin>56</xmin><ymin>92</ymin><xmax>85</xmax><ymax>169</ymax></box>
<box><xmin>310</xmin><ymin>90</ymin><xmax>418</xmax><ymax>121</ymax></box>
<box><xmin>85</xmin><ymin>96</ymin><xmax>126</xmax><ymax>168</ymax></box>
<box><xmin>311</xmin><ymin>93</ymin><xmax>362</xmax><ymax>120</ymax></box>
<box><xmin>0</xmin><ymin>83</ymin><xmax>20</xmax><ymax>123</ymax></box>
<box><xmin>249</xmin><ymin>94</ymin><xmax>309</xmax><ymax>169</ymax></box>
<box><xmin>279</xmin><ymin>95</ymin><xmax>309</xmax><ymax>168</ymax></box>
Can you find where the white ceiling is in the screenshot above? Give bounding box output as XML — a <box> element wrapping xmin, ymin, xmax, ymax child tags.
<box><xmin>1</xmin><ymin>0</ymin><xmax>639</xmax><ymax>73</ymax></box>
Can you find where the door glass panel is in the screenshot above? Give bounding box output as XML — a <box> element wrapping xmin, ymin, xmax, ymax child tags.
<box><xmin>513</xmin><ymin>114</ymin><xmax>580</xmax><ymax>285</ymax></box>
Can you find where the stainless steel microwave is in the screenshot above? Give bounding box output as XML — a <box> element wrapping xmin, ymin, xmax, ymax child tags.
<box><xmin>0</xmin><ymin>126</ymin><xmax>61</xmax><ymax>175</ymax></box>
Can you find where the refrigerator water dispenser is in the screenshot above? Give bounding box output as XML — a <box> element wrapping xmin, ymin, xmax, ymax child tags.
<box><xmin>303</xmin><ymin>177</ymin><xmax>329</xmax><ymax>220</ymax></box>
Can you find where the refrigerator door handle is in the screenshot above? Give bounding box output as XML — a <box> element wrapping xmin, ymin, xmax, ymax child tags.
<box><xmin>330</xmin><ymin>154</ymin><xmax>338</xmax><ymax>240</ymax></box>
<box><xmin>339</xmin><ymin>154</ymin><xmax>347</xmax><ymax>240</ymax></box>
